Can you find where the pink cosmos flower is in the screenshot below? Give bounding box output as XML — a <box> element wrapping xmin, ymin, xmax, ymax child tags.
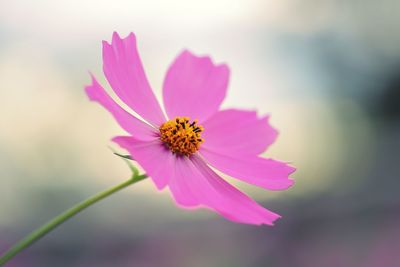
<box><xmin>85</xmin><ymin>32</ymin><xmax>295</xmax><ymax>225</ymax></box>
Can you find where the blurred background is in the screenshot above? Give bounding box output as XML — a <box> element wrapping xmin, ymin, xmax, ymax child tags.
<box><xmin>1</xmin><ymin>0</ymin><xmax>399</xmax><ymax>266</ymax></box>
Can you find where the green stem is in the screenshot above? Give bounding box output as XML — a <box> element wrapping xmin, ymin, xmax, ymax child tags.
<box><xmin>0</xmin><ymin>174</ymin><xmax>147</xmax><ymax>266</ymax></box>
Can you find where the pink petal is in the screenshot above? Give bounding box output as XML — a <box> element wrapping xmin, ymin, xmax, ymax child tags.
<box><xmin>103</xmin><ymin>32</ymin><xmax>166</xmax><ymax>126</ymax></box>
<box><xmin>200</xmin><ymin>148</ymin><xmax>295</xmax><ymax>191</ymax></box>
<box><xmin>202</xmin><ymin>109</ymin><xmax>278</xmax><ymax>155</ymax></box>
<box><xmin>85</xmin><ymin>75</ymin><xmax>158</xmax><ymax>141</ymax></box>
<box><xmin>168</xmin><ymin>156</ymin><xmax>200</xmax><ymax>207</ymax></box>
<box><xmin>163</xmin><ymin>50</ymin><xmax>229</xmax><ymax>123</ymax></box>
<box><xmin>113</xmin><ymin>136</ymin><xmax>280</xmax><ymax>225</ymax></box>
<box><xmin>169</xmin><ymin>155</ymin><xmax>280</xmax><ymax>225</ymax></box>
<box><xmin>112</xmin><ymin>136</ymin><xmax>173</xmax><ymax>190</ymax></box>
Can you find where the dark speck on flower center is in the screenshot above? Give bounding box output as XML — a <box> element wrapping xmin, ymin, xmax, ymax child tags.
<box><xmin>159</xmin><ymin>117</ymin><xmax>204</xmax><ymax>156</ymax></box>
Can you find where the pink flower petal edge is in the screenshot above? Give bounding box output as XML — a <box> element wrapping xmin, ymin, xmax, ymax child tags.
<box><xmin>163</xmin><ymin>50</ymin><xmax>230</xmax><ymax>123</ymax></box>
<box><xmin>85</xmin><ymin>74</ymin><xmax>158</xmax><ymax>141</ymax></box>
<box><xmin>103</xmin><ymin>32</ymin><xmax>166</xmax><ymax>126</ymax></box>
<box><xmin>201</xmin><ymin>109</ymin><xmax>278</xmax><ymax>155</ymax></box>
<box><xmin>200</xmin><ymin>148</ymin><xmax>295</xmax><ymax>191</ymax></box>
<box><xmin>191</xmin><ymin>155</ymin><xmax>281</xmax><ymax>225</ymax></box>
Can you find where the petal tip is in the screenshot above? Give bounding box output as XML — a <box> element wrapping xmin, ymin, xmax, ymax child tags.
<box><xmin>127</xmin><ymin>32</ymin><xmax>137</xmax><ymax>41</ymax></box>
<box><xmin>84</xmin><ymin>74</ymin><xmax>99</xmax><ymax>101</ymax></box>
<box><xmin>262</xmin><ymin>115</ymin><xmax>279</xmax><ymax>140</ymax></box>
<box><xmin>112</xmin><ymin>136</ymin><xmax>129</xmax><ymax>147</ymax></box>
<box><xmin>286</xmin><ymin>164</ymin><xmax>297</xmax><ymax>176</ymax></box>
<box><xmin>217</xmin><ymin>63</ymin><xmax>230</xmax><ymax>74</ymax></box>
<box><xmin>268</xmin><ymin>214</ymin><xmax>282</xmax><ymax>226</ymax></box>
<box><xmin>177</xmin><ymin>49</ymin><xmax>229</xmax><ymax>70</ymax></box>
<box><xmin>179</xmin><ymin>49</ymin><xmax>195</xmax><ymax>58</ymax></box>
<box><xmin>254</xmin><ymin>210</ymin><xmax>281</xmax><ymax>226</ymax></box>
<box><xmin>101</xmin><ymin>41</ymin><xmax>112</xmax><ymax>56</ymax></box>
<box><xmin>112</xmin><ymin>31</ymin><xmax>121</xmax><ymax>41</ymax></box>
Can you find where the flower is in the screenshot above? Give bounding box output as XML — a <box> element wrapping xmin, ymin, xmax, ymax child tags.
<box><xmin>85</xmin><ymin>32</ymin><xmax>295</xmax><ymax>225</ymax></box>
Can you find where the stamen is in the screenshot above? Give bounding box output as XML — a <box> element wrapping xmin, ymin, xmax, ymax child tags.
<box><xmin>159</xmin><ymin>117</ymin><xmax>204</xmax><ymax>156</ymax></box>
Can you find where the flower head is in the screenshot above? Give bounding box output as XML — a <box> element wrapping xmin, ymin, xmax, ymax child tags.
<box><xmin>85</xmin><ymin>32</ymin><xmax>295</xmax><ymax>225</ymax></box>
<box><xmin>159</xmin><ymin>117</ymin><xmax>204</xmax><ymax>156</ymax></box>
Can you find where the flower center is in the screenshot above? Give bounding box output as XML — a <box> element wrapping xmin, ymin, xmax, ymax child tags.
<box><xmin>159</xmin><ymin>117</ymin><xmax>204</xmax><ymax>156</ymax></box>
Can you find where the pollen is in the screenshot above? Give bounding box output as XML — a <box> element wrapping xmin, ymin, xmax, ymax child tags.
<box><xmin>159</xmin><ymin>117</ymin><xmax>204</xmax><ymax>156</ymax></box>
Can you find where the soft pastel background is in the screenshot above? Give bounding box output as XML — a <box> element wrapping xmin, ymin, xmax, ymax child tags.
<box><xmin>1</xmin><ymin>0</ymin><xmax>399</xmax><ymax>266</ymax></box>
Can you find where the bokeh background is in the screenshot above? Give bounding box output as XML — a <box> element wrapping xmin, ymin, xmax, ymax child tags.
<box><xmin>1</xmin><ymin>0</ymin><xmax>399</xmax><ymax>266</ymax></box>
